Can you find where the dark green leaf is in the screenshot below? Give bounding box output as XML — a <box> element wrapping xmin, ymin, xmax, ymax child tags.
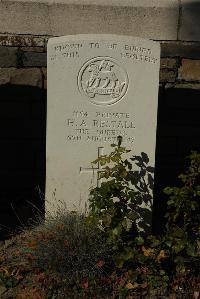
<box><xmin>141</xmin><ymin>152</ymin><xmax>149</xmax><ymax>164</ymax></box>
<box><xmin>146</xmin><ymin>166</ymin><xmax>154</xmax><ymax>173</ymax></box>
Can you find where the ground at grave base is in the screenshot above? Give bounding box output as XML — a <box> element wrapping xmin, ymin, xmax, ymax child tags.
<box><xmin>0</xmin><ymin>213</ymin><xmax>199</xmax><ymax>299</ymax></box>
<box><xmin>0</xmin><ymin>149</ymin><xmax>200</xmax><ymax>298</ymax></box>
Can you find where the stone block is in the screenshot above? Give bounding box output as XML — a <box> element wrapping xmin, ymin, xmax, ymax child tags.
<box><xmin>42</xmin><ymin>67</ymin><xmax>47</xmax><ymax>79</ymax></box>
<box><xmin>161</xmin><ymin>41</ymin><xmax>200</xmax><ymax>59</ymax></box>
<box><xmin>21</xmin><ymin>47</ymin><xmax>45</xmax><ymax>52</ymax></box>
<box><xmin>0</xmin><ymin>1</ymin><xmax>179</xmax><ymax>40</ymax></box>
<box><xmin>42</xmin><ymin>67</ymin><xmax>47</xmax><ymax>89</ymax></box>
<box><xmin>0</xmin><ymin>0</ymin><xmax>177</xmax><ymax>5</ymax></box>
<box><xmin>44</xmin><ymin>79</ymin><xmax>47</xmax><ymax>89</ymax></box>
<box><xmin>160</xmin><ymin>69</ymin><xmax>176</xmax><ymax>82</ymax></box>
<box><xmin>49</xmin><ymin>2</ymin><xmax>179</xmax><ymax>39</ymax></box>
<box><xmin>0</xmin><ymin>35</ymin><xmax>45</xmax><ymax>47</ymax></box>
<box><xmin>178</xmin><ymin>59</ymin><xmax>200</xmax><ymax>81</ymax></box>
<box><xmin>0</xmin><ymin>2</ymin><xmax>50</xmax><ymax>35</ymax></box>
<box><xmin>44</xmin><ymin>36</ymin><xmax>53</xmax><ymax>50</ymax></box>
<box><xmin>179</xmin><ymin>0</ymin><xmax>200</xmax><ymax>42</ymax></box>
<box><xmin>0</xmin><ymin>68</ymin><xmax>42</xmax><ymax>87</ymax></box>
<box><xmin>0</xmin><ymin>46</ymin><xmax>18</xmax><ymax>67</ymax></box>
<box><xmin>46</xmin><ymin>34</ymin><xmax>160</xmax><ymax>215</ymax></box>
<box><xmin>22</xmin><ymin>52</ymin><xmax>47</xmax><ymax>67</ymax></box>
<box><xmin>160</xmin><ymin>58</ymin><xmax>177</xmax><ymax>69</ymax></box>
<box><xmin>165</xmin><ymin>83</ymin><xmax>200</xmax><ymax>90</ymax></box>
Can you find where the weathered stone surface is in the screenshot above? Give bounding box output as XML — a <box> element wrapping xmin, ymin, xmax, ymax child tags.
<box><xmin>42</xmin><ymin>67</ymin><xmax>47</xmax><ymax>89</ymax></box>
<box><xmin>160</xmin><ymin>69</ymin><xmax>176</xmax><ymax>83</ymax></box>
<box><xmin>160</xmin><ymin>58</ymin><xmax>177</xmax><ymax>69</ymax></box>
<box><xmin>1</xmin><ymin>0</ymin><xmax>177</xmax><ymax>5</ymax></box>
<box><xmin>178</xmin><ymin>59</ymin><xmax>200</xmax><ymax>81</ymax></box>
<box><xmin>22</xmin><ymin>52</ymin><xmax>47</xmax><ymax>67</ymax></box>
<box><xmin>44</xmin><ymin>80</ymin><xmax>47</xmax><ymax>89</ymax></box>
<box><xmin>159</xmin><ymin>58</ymin><xmax>178</xmax><ymax>84</ymax></box>
<box><xmin>44</xmin><ymin>36</ymin><xmax>52</xmax><ymax>50</ymax></box>
<box><xmin>46</xmin><ymin>34</ymin><xmax>160</xmax><ymax>218</ymax></box>
<box><xmin>0</xmin><ymin>46</ymin><xmax>18</xmax><ymax>67</ymax></box>
<box><xmin>49</xmin><ymin>2</ymin><xmax>179</xmax><ymax>39</ymax></box>
<box><xmin>165</xmin><ymin>83</ymin><xmax>200</xmax><ymax>90</ymax></box>
<box><xmin>175</xmin><ymin>83</ymin><xmax>200</xmax><ymax>89</ymax></box>
<box><xmin>42</xmin><ymin>67</ymin><xmax>47</xmax><ymax>79</ymax></box>
<box><xmin>0</xmin><ymin>35</ymin><xmax>45</xmax><ymax>47</ymax></box>
<box><xmin>0</xmin><ymin>68</ymin><xmax>42</xmax><ymax>87</ymax></box>
<box><xmin>0</xmin><ymin>1</ymin><xmax>179</xmax><ymax>40</ymax></box>
<box><xmin>21</xmin><ymin>47</ymin><xmax>45</xmax><ymax>52</ymax></box>
<box><xmin>3</xmin><ymin>35</ymin><xmax>200</xmax><ymax>59</ymax></box>
<box><xmin>0</xmin><ymin>2</ymin><xmax>50</xmax><ymax>35</ymax></box>
<box><xmin>161</xmin><ymin>41</ymin><xmax>200</xmax><ymax>59</ymax></box>
<box><xmin>179</xmin><ymin>0</ymin><xmax>200</xmax><ymax>42</ymax></box>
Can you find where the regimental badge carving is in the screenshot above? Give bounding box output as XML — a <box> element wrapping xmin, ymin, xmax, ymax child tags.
<box><xmin>78</xmin><ymin>57</ymin><xmax>128</xmax><ymax>106</ymax></box>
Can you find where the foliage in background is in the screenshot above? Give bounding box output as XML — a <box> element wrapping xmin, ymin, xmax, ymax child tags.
<box><xmin>163</xmin><ymin>150</ymin><xmax>200</xmax><ymax>275</ymax></box>
<box><xmin>88</xmin><ymin>141</ymin><xmax>200</xmax><ymax>292</ymax></box>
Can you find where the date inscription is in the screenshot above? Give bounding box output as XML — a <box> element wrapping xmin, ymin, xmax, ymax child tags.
<box><xmin>66</xmin><ymin>110</ymin><xmax>135</xmax><ymax>144</ymax></box>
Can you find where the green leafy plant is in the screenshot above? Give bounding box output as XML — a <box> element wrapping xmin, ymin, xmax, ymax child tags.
<box><xmin>87</xmin><ymin>141</ymin><xmax>168</xmax><ymax>288</ymax></box>
<box><xmin>163</xmin><ymin>151</ymin><xmax>200</xmax><ymax>275</ymax></box>
<box><xmin>88</xmin><ymin>141</ymin><xmax>200</xmax><ymax>291</ymax></box>
<box><xmin>88</xmin><ymin>141</ymin><xmax>154</xmax><ymax>237</ymax></box>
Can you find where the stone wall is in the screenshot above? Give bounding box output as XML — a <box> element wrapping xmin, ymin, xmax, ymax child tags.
<box><xmin>1</xmin><ymin>35</ymin><xmax>200</xmax><ymax>88</ymax></box>
<box><xmin>0</xmin><ymin>0</ymin><xmax>200</xmax><ymax>238</ymax></box>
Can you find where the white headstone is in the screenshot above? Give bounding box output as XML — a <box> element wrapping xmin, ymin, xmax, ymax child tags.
<box><xmin>46</xmin><ymin>34</ymin><xmax>160</xmax><ymax>215</ymax></box>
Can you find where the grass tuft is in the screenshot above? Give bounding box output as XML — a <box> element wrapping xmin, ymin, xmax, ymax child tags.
<box><xmin>26</xmin><ymin>210</ymin><xmax>112</xmax><ymax>279</ymax></box>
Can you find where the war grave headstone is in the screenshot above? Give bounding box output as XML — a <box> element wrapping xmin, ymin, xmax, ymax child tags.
<box><xmin>46</xmin><ymin>34</ymin><xmax>160</xmax><ymax>223</ymax></box>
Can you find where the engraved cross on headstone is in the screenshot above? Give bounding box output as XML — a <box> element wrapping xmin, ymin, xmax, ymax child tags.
<box><xmin>80</xmin><ymin>147</ymin><xmax>104</xmax><ymax>187</ymax></box>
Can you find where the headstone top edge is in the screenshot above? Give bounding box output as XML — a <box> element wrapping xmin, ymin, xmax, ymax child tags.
<box><xmin>47</xmin><ymin>34</ymin><xmax>160</xmax><ymax>50</ymax></box>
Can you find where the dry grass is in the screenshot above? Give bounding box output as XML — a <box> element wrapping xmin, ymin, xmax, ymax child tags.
<box><xmin>0</xmin><ymin>208</ymin><xmax>113</xmax><ymax>298</ymax></box>
<box><xmin>0</xmin><ymin>207</ymin><xmax>199</xmax><ymax>298</ymax></box>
